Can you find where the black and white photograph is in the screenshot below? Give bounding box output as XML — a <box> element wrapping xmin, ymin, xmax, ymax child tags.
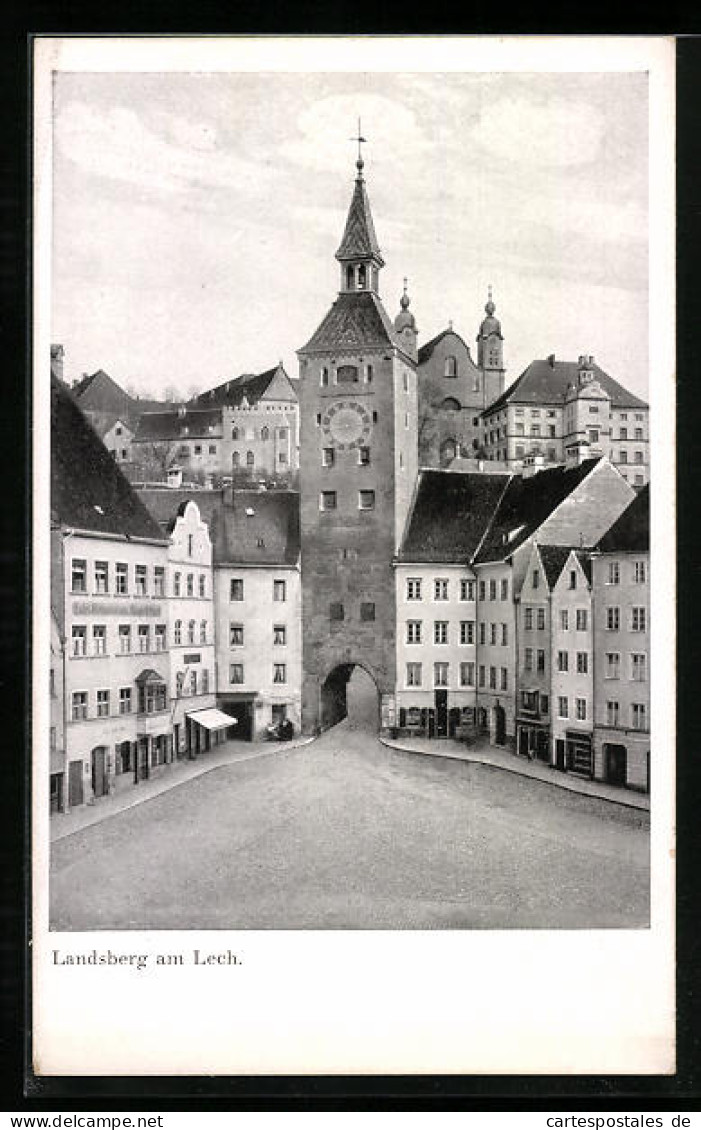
<box><xmin>33</xmin><ymin>35</ymin><xmax>675</xmax><ymax>1076</ymax></box>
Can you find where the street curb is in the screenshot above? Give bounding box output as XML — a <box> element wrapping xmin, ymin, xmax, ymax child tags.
<box><xmin>378</xmin><ymin>737</ymin><xmax>650</xmax><ymax>813</ymax></box>
<box><xmin>51</xmin><ymin>735</ymin><xmax>317</xmax><ymax>844</ymax></box>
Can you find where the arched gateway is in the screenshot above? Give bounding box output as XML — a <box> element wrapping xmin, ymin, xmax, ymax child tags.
<box><xmin>319</xmin><ymin>663</ymin><xmax>380</xmax><ymax>732</ymax></box>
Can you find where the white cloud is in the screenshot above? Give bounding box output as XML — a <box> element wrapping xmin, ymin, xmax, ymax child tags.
<box><xmin>471</xmin><ymin>95</ymin><xmax>604</xmax><ymax>167</ymax></box>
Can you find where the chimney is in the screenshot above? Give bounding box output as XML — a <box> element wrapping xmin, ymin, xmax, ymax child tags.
<box><xmin>50</xmin><ymin>344</ymin><xmax>64</xmax><ymax>383</ymax></box>
<box><xmin>548</xmin><ymin>354</ymin><xmax>555</xmax><ymax>368</ymax></box>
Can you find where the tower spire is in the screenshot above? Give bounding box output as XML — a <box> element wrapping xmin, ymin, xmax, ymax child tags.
<box><xmin>350</xmin><ymin>117</ymin><xmax>367</xmax><ymax>179</ymax></box>
<box><xmin>336</xmin><ymin>124</ymin><xmax>384</xmax><ymax>294</ymax></box>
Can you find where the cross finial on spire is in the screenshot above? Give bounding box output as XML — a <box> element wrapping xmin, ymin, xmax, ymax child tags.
<box><xmin>351</xmin><ymin>117</ymin><xmax>367</xmax><ymax>177</ymax></box>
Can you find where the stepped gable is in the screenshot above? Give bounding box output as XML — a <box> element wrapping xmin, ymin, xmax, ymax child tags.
<box><xmin>51</xmin><ymin>375</ymin><xmax>165</xmax><ymax>541</ymax></box>
<box><xmin>209</xmin><ymin>490</ymin><xmax>300</xmax><ymax>566</ymax></box>
<box><xmin>300</xmin><ymin>290</ymin><xmax>405</xmax><ymax>354</ymax></box>
<box><xmin>136</xmin><ymin>487</ymin><xmax>224</xmax><ymax>533</ymax></box>
<box><xmin>398</xmin><ymin>470</ymin><xmax>510</xmax><ymax>564</ymax></box>
<box><xmin>483</xmin><ymin>358</ymin><xmax>648</xmax><ymax>416</ymax></box>
<box><xmin>595</xmin><ymin>484</ymin><xmax>649</xmax><ymax>553</ymax></box>
<box><xmin>473</xmin><ymin>458</ymin><xmax>601</xmax><ymax>564</ymax></box>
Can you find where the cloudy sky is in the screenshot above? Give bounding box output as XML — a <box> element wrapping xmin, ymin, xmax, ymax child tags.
<box><xmin>52</xmin><ymin>68</ymin><xmax>649</xmax><ymax>400</ymax></box>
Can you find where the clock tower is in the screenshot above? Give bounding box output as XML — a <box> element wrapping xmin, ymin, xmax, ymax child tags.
<box><xmin>297</xmin><ymin>146</ymin><xmax>418</xmax><ymax>733</ymax></box>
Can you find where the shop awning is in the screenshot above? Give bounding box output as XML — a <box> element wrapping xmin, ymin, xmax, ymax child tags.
<box><xmin>187</xmin><ymin>708</ymin><xmax>236</xmax><ymax>732</ymax></box>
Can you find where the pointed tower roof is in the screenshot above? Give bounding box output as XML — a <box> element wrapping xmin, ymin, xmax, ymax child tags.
<box><xmin>335</xmin><ymin>163</ymin><xmax>385</xmax><ymax>265</ymax></box>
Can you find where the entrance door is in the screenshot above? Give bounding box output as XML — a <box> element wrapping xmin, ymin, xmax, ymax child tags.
<box><xmin>434</xmin><ymin>690</ymin><xmax>448</xmax><ymax>737</ymax></box>
<box><xmin>137</xmin><ymin>738</ymin><xmax>150</xmax><ymax>782</ymax></box>
<box><xmin>518</xmin><ymin>728</ymin><xmax>529</xmax><ymax>757</ymax></box>
<box><xmin>556</xmin><ymin>739</ymin><xmax>566</xmax><ymax>771</ymax></box>
<box><xmin>494</xmin><ymin>705</ymin><xmax>506</xmax><ymax>745</ymax></box>
<box><xmin>536</xmin><ymin>730</ymin><xmax>549</xmax><ymax>762</ymax></box>
<box><xmin>68</xmin><ymin>760</ymin><xmax>83</xmax><ymax>807</ymax></box>
<box><xmin>91</xmin><ymin>747</ymin><xmax>107</xmax><ymax>798</ymax></box>
<box><xmin>50</xmin><ymin>773</ymin><xmax>63</xmax><ymax>814</ymax></box>
<box><xmin>605</xmin><ymin>743</ymin><xmax>627</xmax><ymax>786</ymax></box>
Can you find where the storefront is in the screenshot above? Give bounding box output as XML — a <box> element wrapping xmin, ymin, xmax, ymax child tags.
<box><xmin>186</xmin><ymin>707</ymin><xmax>238</xmax><ymax>753</ymax></box>
<box><xmin>565</xmin><ymin>730</ymin><xmax>594</xmax><ymax>777</ymax></box>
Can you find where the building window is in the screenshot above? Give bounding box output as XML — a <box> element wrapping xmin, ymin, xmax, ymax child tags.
<box><xmin>230</xmin><ymin>664</ymin><xmax>244</xmax><ymax>685</ymax></box>
<box><xmin>557</xmin><ymin>650</ymin><xmax>568</xmax><ymax>672</ymax></box>
<box><xmin>174</xmin><ymin>572</ymin><xmax>181</xmax><ymax>597</ymax></box>
<box><xmin>500</xmin><ymin>579</ymin><xmax>508</xmax><ymax>601</ymax></box>
<box><xmin>230</xmin><ymin>578</ymin><xmax>244</xmax><ymax>601</ymax></box>
<box><xmin>606</xmin><ymin>607</ymin><xmax>620</xmax><ymax>631</ymax></box>
<box><xmin>537</xmin><ymin>649</ymin><xmax>545</xmax><ymax>672</ymax></box>
<box><xmin>605</xmin><ymin>652</ymin><xmax>620</xmax><ymax>679</ymax></box>
<box><xmin>187</xmin><ymin>534</ymin><xmax>194</xmax><ymax>558</ymax></box>
<box><xmin>360</xmin><ymin>602</ymin><xmax>375</xmax><ymax>622</ymax></box>
<box><xmin>488</xmin><ymin>579</ymin><xmax>496</xmax><ymax>600</ymax></box>
<box><xmin>479</xmin><ymin>622</ymin><xmax>486</xmax><ymax>645</ymax></box>
<box><xmin>134</xmin><ymin>565</ymin><xmax>147</xmax><ymax>596</ymax></box>
<box><xmin>174</xmin><ymin>619</ymin><xmax>182</xmax><ymax>645</ymax></box>
<box><xmin>501</xmin><ymin>623</ymin><xmax>508</xmax><ymax>646</ymax></box>
<box><xmin>589</xmin><ymin>429</ymin><xmax>599</xmax><ymax>444</ymax></box>
<box><xmin>322</xmin><ymin>448</ymin><xmax>335</xmax><ymax>467</ymax></box>
<box><xmin>576</xmin><ymin>609</ymin><xmax>588</xmax><ymax>631</ymax></box>
<box><xmin>93</xmin><ymin>625</ymin><xmax>107</xmax><ymax>655</ymax></box>
<box><xmin>532</xmin><ymin>569</ymin><xmax>539</xmax><ymax>590</ymax></box>
<box><xmin>96</xmin><ymin>689</ymin><xmax>109</xmax><ymax>718</ymax></box>
<box><xmin>524</xmin><ymin>607</ymin><xmax>533</xmax><ymax>631</ymax></box>
<box><xmin>537</xmin><ymin>608</ymin><xmax>545</xmax><ymax>631</ymax></box>
<box><xmin>607</xmin><ymin>561</ymin><xmax>620</xmax><ymax>585</ymax></box>
<box><xmin>406</xmin><ymin>663</ymin><xmax>422</xmax><ymax>687</ymax></box>
<box><xmin>261</xmin><ymin>426</ymin><xmax>270</xmax><ymax>441</ymax></box>
<box><xmin>246</xmin><ymin>452</ymin><xmax>255</xmax><ymax>467</ymax></box>
<box><xmin>320</xmin><ymin>491</ymin><xmax>337</xmax><ymax>511</ymax></box>
<box><xmin>406</xmin><ymin>578</ymin><xmax>422</xmax><ymax>601</ymax></box>
<box><xmin>71</xmin><ymin>559</ymin><xmax>87</xmax><ymax>593</ymax></box>
<box><xmin>576</xmin><ymin>651</ymin><xmax>589</xmax><ymax>674</ymax></box>
<box><xmin>116</xmin><ymin>562</ymin><xmax>128</xmax><ymax>595</ymax></box>
<box><xmin>273</xmin><ymin>663</ymin><xmax>287</xmax><ymax>684</ymax></box>
<box><xmin>68</xmin><ymin>627</ymin><xmax>87</xmax><ymax>661</ymax></box>
<box><xmin>119</xmin><ymin>687</ymin><xmax>132</xmax><ymax>715</ymax></box>
<box><xmin>575</xmin><ymin>698</ymin><xmax>587</xmax><ymax>721</ymax></box>
<box><xmin>209</xmin><ymin>445</ymin><xmax>217</xmax><ymax>455</ymax></box>
<box><xmin>515</xmin><ymin>423</ymin><xmax>524</xmax><ymax>437</ymax></box>
<box><xmin>273</xmin><ymin>580</ymin><xmax>287</xmax><ymax>602</ymax></box>
<box><xmin>155</xmin><ymin>624</ymin><xmax>166</xmax><ymax>651</ymax></box>
<box><xmin>632</xmin><ymin>703</ymin><xmax>648</xmax><ymax>731</ymax></box>
<box><xmin>460</xmin><ymin>620</ymin><xmax>474</xmax><ymax>645</ymax></box>
<box><xmin>138</xmin><ymin>681</ymin><xmax>167</xmax><ymax>714</ymax></box>
<box><xmin>71</xmin><ymin>691</ymin><xmax>88</xmax><ymax>720</ymax></box>
<box><xmin>460</xmin><ymin>579</ymin><xmax>475</xmax><ymax>601</ymax></box>
<box><xmin>490</xmin><ymin>622</ymin><xmax>497</xmax><ymax>646</ymax></box>
<box><xmin>202</xmin><ymin>668</ymin><xmax>209</xmax><ymax>694</ymax></box>
<box><xmin>199</xmin><ymin>574</ymin><xmax>206</xmax><ymax>598</ymax></box>
<box><xmin>569</xmin><ymin>570</ymin><xmax>577</xmax><ymax>590</ymax></box>
<box><xmin>407</xmin><ymin>620</ymin><xmax>422</xmax><ymax>644</ymax></box>
<box><xmin>498</xmin><ymin>667</ymin><xmax>508</xmax><ymax>691</ymax></box>
<box><xmin>194</xmin><ymin>445</ymin><xmax>202</xmax><ymax>456</ymax></box>
<box><xmin>358</xmin><ymin>490</ymin><xmax>375</xmax><ymax>510</ymax></box>
<box><xmin>634</xmin><ymin>427</ymin><xmax>644</xmax><ymax>441</ymax></box>
<box><xmin>634</xmin><ymin>560</ymin><xmax>647</xmax><ymax>584</ymax></box>
<box><xmin>524</xmin><ymin>647</ymin><xmax>533</xmax><ymax>672</ymax></box>
<box><xmin>558</xmin><ymin>696</ymin><xmax>568</xmax><ymax>719</ymax></box>
<box><xmin>620</xmin><ymin>427</ymin><xmax>628</xmax><ymax>440</ymax></box>
<box><xmin>273</xmin><ymin>624</ymin><xmax>287</xmax><ymax>646</ymax></box>
<box><xmin>320</xmin><ymin>366</ymin><xmax>329</xmax><ymax>387</ymax></box>
<box><xmin>606</xmin><ymin>700</ymin><xmax>619</xmax><ymax>726</ymax></box>
<box><xmin>187</xmin><ymin>620</ymin><xmax>196</xmax><ymax>645</ymax></box>
<box><xmin>94</xmin><ymin>560</ymin><xmax>109</xmax><ymax>593</ymax></box>
<box><xmin>434</xmin><ymin>579</ymin><xmax>449</xmax><ymax>601</ymax></box>
<box><xmin>531</xmin><ymin>425</ymin><xmax>541</xmax><ymax>438</ymax></box>
<box><xmin>199</xmin><ymin>620</ymin><xmax>207</xmax><ymax>644</ymax></box>
<box><xmin>138</xmin><ymin>625</ymin><xmax>149</xmax><ymax>652</ymax></box>
<box><xmin>154</xmin><ymin>567</ymin><xmax>165</xmax><ymax>597</ymax></box>
<box><xmin>230</xmin><ymin>623</ymin><xmax>244</xmax><ymax>646</ymax></box>
<box><xmin>358</xmin><ymin>447</ymin><xmax>370</xmax><ymax>466</ymax></box>
<box><xmin>329</xmin><ymin>602</ymin><xmax>344</xmax><ymax>621</ymax></box>
<box><xmin>434</xmin><ymin>662</ymin><xmax>449</xmax><ymax>687</ymax></box>
<box><xmin>444</xmin><ymin>355</ymin><xmax>457</xmax><ymax>377</ymax></box>
<box><xmin>619</xmin><ymin>451</ymin><xmax>628</xmax><ymax>464</ymax></box>
<box><xmin>434</xmin><ymin>621</ymin><xmax>448</xmax><ymax>644</ymax></box>
<box><xmin>489</xmin><ymin>666</ymin><xmax>497</xmax><ymax>689</ymax></box>
<box><xmin>631</xmin><ymin>606</ymin><xmax>647</xmax><ymax>632</ymax></box>
<box><xmin>631</xmin><ymin>653</ymin><xmax>647</xmax><ymax>681</ymax></box>
<box><xmin>186</xmin><ymin>573</ymin><xmax>194</xmax><ymax>597</ymax></box>
<box><xmin>232</xmin><ymin>451</ymin><xmax>240</xmax><ymax>467</ymax></box>
<box><xmin>478</xmin><ymin>580</ymin><xmax>486</xmax><ymax>601</ymax></box>
<box><xmin>560</xmin><ymin>609</ymin><xmax>569</xmax><ymax>631</ymax></box>
<box><xmin>460</xmin><ymin>662</ymin><xmax>475</xmax><ymax>687</ymax></box>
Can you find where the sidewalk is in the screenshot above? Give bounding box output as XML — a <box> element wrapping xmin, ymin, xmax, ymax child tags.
<box><xmin>50</xmin><ymin>734</ymin><xmax>315</xmax><ymax>843</ymax></box>
<box><xmin>379</xmin><ymin>734</ymin><xmax>650</xmax><ymax>811</ymax></box>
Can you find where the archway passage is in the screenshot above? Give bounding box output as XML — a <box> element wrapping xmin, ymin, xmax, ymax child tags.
<box><xmin>320</xmin><ymin>664</ymin><xmax>380</xmax><ymax>733</ymax></box>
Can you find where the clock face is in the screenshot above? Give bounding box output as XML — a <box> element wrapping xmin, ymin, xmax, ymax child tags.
<box><xmin>321</xmin><ymin>400</ymin><xmax>373</xmax><ymax>450</ymax></box>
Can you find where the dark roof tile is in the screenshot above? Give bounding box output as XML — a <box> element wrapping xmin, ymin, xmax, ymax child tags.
<box><xmin>300</xmin><ymin>291</ymin><xmax>405</xmax><ymax>355</ymax></box>
<box><xmin>595</xmin><ymin>484</ymin><xmax>649</xmax><ymax>553</ymax></box>
<box><xmin>399</xmin><ymin>470</ymin><xmax>509</xmax><ymax>563</ymax></box>
<box><xmin>210</xmin><ymin>491</ymin><xmax>300</xmax><ymax>566</ymax></box>
<box><xmin>482</xmin><ymin>359</ymin><xmax>648</xmax><ymax>416</ymax></box>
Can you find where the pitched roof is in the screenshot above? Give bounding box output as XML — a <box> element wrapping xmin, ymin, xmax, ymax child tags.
<box><xmin>51</xmin><ymin>375</ymin><xmax>166</xmax><ymax>541</ymax></box>
<box><xmin>136</xmin><ymin>487</ymin><xmax>225</xmax><ymax>533</ymax></box>
<box><xmin>473</xmin><ymin>458</ymin><xmax>601</xmax><ymax>564</ymax></box>
<box><xmin>133</xmin><ymin>408</ymin><xmax>222</xmax><ymax>442</ymax></box>
<box><xmin>299</xmin><ymin>290</ymin><xmax>406</xmax><ymax>355</ymax></box>
<box><xmin>188</xmin><ymin>364</ymin><xmax>297</xmax><ymax>409</ymax></box>
<box><xmin>482</xmin><ymin>358</ymin><xmax>648</xmax><ymax>416</ymax></box>
<box><xmin>335</xmin><ymin>175</ymin><xmax>384</xmax><ymax>263</ymax></box>
<box><xmin>417</xmin><ymin>327</ymin><xmax>473</xmax><ymax>366</ymax></box>
<box><xmin>209</xmin><ymin>491</ymin><xmax>300</xmax><ymax>566</ymax></box>
<box><xmin>595</xmin><ymin>484</ymin><xmax>649</xmax><ymax>553</ymax></box>
<box><xmin>536</xmin><ymin>544</ymin><xmax>592</xmax><ymax>589</ymax></box>
<box><xmin>71</xmin><ymin>369</ymin><xmax>137</xmax><ymax>418</ymax></box>
<box><xmin>398</xmin><ymin>470</ymin><xmax>510</xmax><ymax>563</ymax></box>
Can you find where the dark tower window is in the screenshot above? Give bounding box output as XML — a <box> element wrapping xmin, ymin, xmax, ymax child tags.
<box><xmin>441</xmin><ymin>397</ymin><xmax>461</xmax><ymax>412</ymax></box>
<box><xmin>360</xmin><ymin>603</ymin><xmax>376</xmax><ymax>622</ymax></box>
<box><xmin>346</xmin><ymin>265</ymin><xmax>354</xmax><ymax>290</ymax></box>
<box><xmin>357</xmin><ymin>263</ymin><xmax>367</xmax><ymax>289</ymax></box>
<box><xmin>246</xmin><ymin>451</ymin><xmax>255</xmax><ymax>467</ymax></box>
<box><xmin>232</xmin><ymin>427</ymin><xmax>239</xmax><ymax>440</ymax></box>
<box><xmin>320</xmin><ymin>491</ymin><xmax>337</xmax><ymax>511</ymax></box>
<box><xmin>445</xmin><ymin>355</ymin><xmax>458</xmax><ymax>377</ymax></box>
<box><xmin>320</xmin><ymin>367</ymin><xmax>329</xmax><ymax>387</ymax></box>
<box><xmin>337</xmin><ymin>364</ymin><xmax>359</xmax><ymax>384</ymax></box>
<box><xmin>329</xmin><ymin>602</ymin><xmax>344</xmax><ymax>621</ymax></box>
<box><xmin>358</xmin><ymin>447</ymin><xmax>370</xmax><ymax>465</ymax></box>
<box><xmin>261</xmin><ymin>426</ymin><xmax>269</xmax><ymax>440</ymax></box>
<box><xmin>232</xmin><ymin>451</ymin><xmax>240</xmax><ymax>467</ymax></box>
<box><xmin>367</xmin><ymin>364</ymin><xmax>373</xmax><ymax>382</ymax></box>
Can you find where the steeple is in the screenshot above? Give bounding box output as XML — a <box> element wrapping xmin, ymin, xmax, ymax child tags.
<box><xmin>394</xmin><ymin>278</ymin><xmax>418</xmax><ymax>361</ymax></box>
<box><xmin>336</xmin><ymin>122</ymin><xmax>385</xmax><ymax>295</ymax></box>
<box><xmin>477</xmin><ymin>285</ymin><xmax>504</xmax><ymax>370</ymax></box>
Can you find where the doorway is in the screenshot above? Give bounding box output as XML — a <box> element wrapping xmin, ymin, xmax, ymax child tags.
<box><xmin>68</xmin><ymin>760</ymin><xmax>83</xmax><ymax>807</ymax></box>
<box><xmin>91</xmin><ymin>746</ymin><xmax>108</xmax><ymax>798</ymax></box>
<box><xmin>50</xmin><ymin>773</ymin><xmax>63</xmax><ymax>814</ymax></box>
<box><xmin>556</xmin><ymin>739</ymin><xmax>566</xmax><ymax>771</ymax></box>
<box><xmin>494</xmin><ymin>705</ymin><xmax>506</xmax><ymax>746</ymax></box>
<box><xmin>320</xmin><ymin>664</ymin><xmax>379</xmax><ymax>732</ymax></box>
<box><xmin>605</xmin><ymin>743</ymin><xmax>627</xmax><ymax>787</ymax></box>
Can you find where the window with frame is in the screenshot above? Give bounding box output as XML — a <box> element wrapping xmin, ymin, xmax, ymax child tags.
<box><xmin>532</xmin><ymin>569</ymin><xmax>539</xmax><ymax>589</ymax></box>
<box><xmin>606</xmin><ymin>607</ymin><xmax>620</xmax><ymax>631</ymax></box>
<box><xmin>500</xmin><ymin>667</ymin><xmax>508</xmax><ymax>691</ymax></box>
<box><xmin>606</xmin><ymin>700</ymin><xmax>619</xmax><ymax>726</ymax></box>
<box><xmin>202</xmin><ymin>669</ymin><xmax>209</xmax><ymax>694</ymax></box>
<box><xmin>575</xmin><ymin>698</ymin><xmax>587</xmax><ymax>721</ymax></box>
<box><xmin>632</xmin><ymin>703</ymin><xmax>647</xmax><ymax>731</ymax></box>
<box><xmin>174</xmin><ymin>620</ymin><xmax>182</xmax><ymax>645</ymax></box>
<box><xmin>246</xmin><ymin>452</ymin><xmax>255</xmax><ymax>467</ymax></box>
<box><xmin>138</xmin><ymin>681</ymin><xmax>167</xmax><ymax>714</ymax></box>
<box><xmin>537</xmin><ymin>608</ymin><xmax>545</xmax><ymax>631</ymax></box>
<box><xmin>524</xmin><ymin>647</ymin><xmax>533</xmax><ymax>672</ymax></box>
<box><xmin>434</xmin><ymin>579</ymin><xmax>449</xmax><ymax>601</ymax></box>
<box><xmin>360</xmin><ymin>602</ymin><xmax>375</xmax><ymax>621</ymax></box>
<box><xmin>576</xmin><ymin>651</ymin><xmax>588</xmax><ymax>674</ymax></box>
<box><xmin>634</xmin><ymin>560</ymin><xmax>647</xmax><ymax>584</ymax></box>
<box><xmin>634</xmin><ymin>427</ymin><xmax>644</xmax><ymax>440</ymax></box>
<box><xmin>607</xmin><ymin>561</ymin><xmax>620</xmax><ymax>585</ymax></box>
<box><xmin>273</xmin><ymin>580</ymin><xmax>287</xmax><ymax>603</ymax></box>
<box><xmin>406</xmin><ymin>578</ymin><xmax>422</xmax><ymax>601</ymax></box>
<box><xmin>434</xmin><ymin>662</ymin><xmax>449</xmax><ymax>687</ymax></box>
<box><xmin>135</xmin><ymin>565</ymin><xmax>147</xmax><ymax>596</ymax></box>
<box><xmin>460</xmin><ymin>662</ymin><xmax>474</xmax><ymax>687</ymax></box>
<box><xmin>501</xmin><ymin>579</ymin><xmax>508</xmax><ymax>601</ymax></box>
<box><xmin>71</xmin><ymin>691</ymin><xmax>88</xmax><ymax>720</ymax></box>
<box><xmin>558</xmin><ymin>696</ymin><xmax>568</xmax><ymax>719</ymax></box>
<box><xmin>569</xmin><ymin>570</ymin><xmax>577</xmax><ymax>590</ymax></box>
<box><xmin>329</xmin><ymin>602</ymin><xmax>344</xmax><ymax>621</ymax></box>
<box><xmin>138</xmin><ymin>625</ymin><xmax>149</xmax><ymax>652</ymax></box>
<box><xmin>515</xmin><ymin>422</ymin><xmax>525</xmax><ymax>436</ymax></box>
<box><xmin>119</xmin><ymin>687</ymin><xmax>132</xmax><ymax>715</ymax></box>
<box><xmin>576</xmin><ymin>609</ymin><xmax>588</xmax><ymax>631</ymax></box>
<box><xmin>444</xmin><ymin>355</ymin><xmax>457</xmax><ymax>377</ymax></box>
<box><xmin>273</xmin><ymin>663</ymin><xmax>287</xmax><ymax>684</ymax></box>
<box><xmin>174</xmin><ymin>572</ymin><xmax>181</xmax><ymax>597</ymax></box>
<box><xmin>186</xmin><ymin>574</ymin><xmax>194</xmax><ymax>597</ymax></box>
<box><xmin>230</xmin><ymin>622</ymin><xmax>244</xmax><ymax>646</ymax></box>
<box><xmin>521</xmin><ymin>690</ymin><xmax>538</xmax><ymax>713</ymax></box>
<box><xmin>524</xmin><ymin>607</ymin><xmax>533</xmax><ymax>631</ymax></box>
<box><xmin>605</xmin><ymin>652</ymin><xmax>620</xmax><ymax>679</ymax></box>
<box><xmin>93</xmin><ymin>625</ymin><xmax>107</xmax><ymax>655</ymax></box>
<box><xmin>406</xmin><ymin>663</ymin><xmax>422</xmax><ymax>687</ymax></box>
<box><xmin>620</xmin><ymin>427</ymin><xmax>628</xmax><ymax>440</ymax></box>
<box><xmin>460</xmin><ymin>620</ymin><xmax>474</xmax><ymax>645</ymax></box>
<box><xmin>322</xmin><ymin>448</ymin><xmax>335</xmax><ymax>467</ymax></box>
<box><xmin>619</xmin><ymin>450</ymin><xmax>628</xmax><ymax>464</ymax></box>
<box><xmin>320</xmin><ymin>491</ymin><xmax>337</xmax><ymax>511</ymax></box>
<box><xmin>273</xmin><ymin>624</ymin><xmax>287</xmax><ymax>646</ymax></box>
<box><xmin>631</xmin><ymin>606</ymin><xmax>647</xmax><ymax>632</ymax></box>
<box><xmin>479</xmin><ymin>622</ymin><xmax>486</xmax><ymax>646</ymax></box>
<box><xmin>434</xmin><ymin>621</ymin><xmax>448</xmax><ymax>645</ymax></box>
<box><xmin>358</xmin><ymin>447</ymin><xmax>371</xmax><ymax>466</ymax></box>
<box><xmin>537</xmin><ymin>649</ymin><xmax>545</xmax><ymax>672</ymax></box>
<box><xmin>155</xmin><ymin>624</ymin><xmax>166</xmax><ymax>651</ymax></box>
<box><xmin>94</xmin><ymin>560</ymin><xmax>109</xmax><ymax>593</ymax></box>
<box><xmin>460</xmin><ymin>579</ymin><xmax>475</xmax><ymax>602</ymax></box>
<box><xmin>71</xmin><ymin>625</ymin><xmax>87</xmax><ymax>657</ymax></box>
<box><xmin>96</xmin><ymin>689</ymin><xmax>110</xmax><ymax>718</ymax></box>
<box><xmin>188</xmin><ymin>620</ymin><xmax>196</xmax><ymax>645</ymax></box>
<box><xmin>501</xmin><ymin>623</ymin><xmax>508</xmax><ymax>646</ymax></box>
<box><xmin>230</xmin><ymin>578</ymin><xmax>244</xmax><ymax>601</ymax></box>
<box><xmin>631</xmin><ymin>653</ymin><xmax>647</xmax><ymax>681</ymax></box>
<box><xmin>406</xmin><ymin>620</ymin><xmax>422</xmax><ymax>644</ymax></box>
<box><xmin>230</xmin><ymin>664</ymin><xmax>244</xmax><ymax>685</ymax></box>
<box><xmin>490</xmin><ymin>623</ymin><xmax>497</xmax><ymax>646</ymax></box>
<box><xmin>199</xmin><ymin>574</ymin><xmax>206</xmax><ymax>598</ymax></box>
<box><xmin>71</xmin><ymin>559</ymin><xmax>87</xmax><ymax>593</ymax></box>
<box><xmin>560</xmin><ymin>609</ymin><xmax>569</xmax><ymax>631</ymax></box>
<box><xmin>176</xmin><ymin>671</ymin><xmax>184</xmax><ymax>697</ymax></box>
<box><xmin>154</xmin><ymin>566</ymin><xmax>165</xmax><ymax>597</ymax></box>
<box><xmin>489</xmin><ymin>666</ymin><xmax>497</xmax><ymax>689</ymax></box>
<box><xmin>199</xmin><ymin>620</ymin><xmax>207</xmax><ymax>644</ymax></box>
<box><xmin>116</xmin><ymin>562</ymin><xmax>128</xmax><ymax>594</ymax></box>
<box><xmin>557</xmin><ymin>650</ymin><xmax>568</xmax><ymax>672</ymax></box>
<box><xmin>478</xmin><ymin>580</ymin><xmax>486</xmax><ymax>601</ymax></box>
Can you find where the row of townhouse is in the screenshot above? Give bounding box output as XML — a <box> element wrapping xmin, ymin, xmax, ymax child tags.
<box><xmin>50</xmin><ymin>377</ymin><xmax>301</xmax><ymax>814</ymax></box>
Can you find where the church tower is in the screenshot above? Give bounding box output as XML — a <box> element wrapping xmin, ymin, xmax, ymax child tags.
<box><xmin>297</xmin><ymin>141</ymin><xmax>418</xmax><ymax>734</ymax></box>
<box><xmin>476</xmin><ymin>286</ymin><xmax>506</xmax><ymax>408</ymax></box>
